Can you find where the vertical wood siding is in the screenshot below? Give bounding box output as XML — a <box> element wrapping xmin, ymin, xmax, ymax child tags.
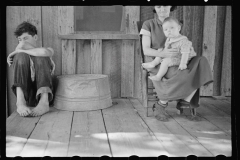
<box><xmin>90</xmin><ymin>40</ymin><xmax>102</xmax><ymax>74</ymax></box>
<box><xmin>121</xmin><ymin>6</ymin><xmax>140</xmax><ymax>97</ymax></box>
<box><xmin>201</xmin><ymin>6</ymin><xmax>218</xmax><ymax>96</ymax></box>
<box><xmin>6</xmin><ymin>6</ymin><xmax>42</xmax><ymax>115</ymax></box>
<box><xmin>213</xmin><ymin>6</ymin><xmax>226</xmax><ymax>96</ymax></box>
<box><xmin>62</xmin><ymin>40</ymin><xmax>77</xmax><ymax>75</ymax></box>
<box><xmin>102</xmin><ymin>40</ymin><xmax>122</xmax><ymax>98</ymax></box>
<box><xmin>221</xmin><ymin>6</ymin><xmax>231</xmax><ymax>96</ymax></box>
<box><xmin>121</xmin><ymin>40</ymin><xmax>135</xmax><ymax>97</ymax></box>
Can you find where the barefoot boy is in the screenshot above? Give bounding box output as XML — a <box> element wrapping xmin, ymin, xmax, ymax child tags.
<box><xmin>7</xmin><ymin>21</ymin><xmax>55</xmax><ymax>117</ymax></box>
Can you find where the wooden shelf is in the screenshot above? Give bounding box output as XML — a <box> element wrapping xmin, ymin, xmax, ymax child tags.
<box><xmin>58</xmin><ymin>33</ymin><xmax>139</xmax><ymax>40</ymax></box>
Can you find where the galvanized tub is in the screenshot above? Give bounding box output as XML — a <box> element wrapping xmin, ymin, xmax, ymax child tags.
<box><xmin>54</xmin><ymin>74</ymin><xmax>112</xmax><ymax>111</ymax></box>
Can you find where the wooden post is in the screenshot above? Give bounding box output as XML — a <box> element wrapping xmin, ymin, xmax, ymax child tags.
<box><xmin>76</xmin><ymin>40</ymin><xmax>91</xmax><ymax>74</ymax></box>
<box><xmin>90</xmin><ymin>39</ymin><xmax>102</xmax><ymax>74</ymax></box>
<box><xmin>213</xmin><ymin>6</ymin><xmax>226</xmax><ymax>96</ymax></box>
<box><xmin>58</xmin><ymin>6</ymin><xmax>76</xmax><ymax>75</ymax></box>
<box><xmin>62</xmin><ymin>40</ymin><xmax>76</xmax><ymax>75</ymax></box>
<box><xmin>58</xmin><ymin>6</ymin><xmax>74</xmax><ymax>34</ymax></box>
<box><xmin>121</xmin><ymin>6</ymin><xmax>140</xmax><ymax>98</ymax></box>
<box><xmin>221</xmin><ymin>6</ymin><xmax>231</xmax><ymax>96</ymax></box>
<box><xmin>125</xmin><ymin>6</ymin><xmax>140</xmax><ymax>34</ymax></box>
<box><xmin>201</xmin><ymin>6</ymin><xmax>218</xmax><ymax>96</ymax></box>
<box><xmin>121</xmin><ymin>40</ymin><xmax>135</xmax><ymax>97</ymax></box>
<box><xmin>42</xmin><ymin>6</ymin><xmax>62</xmax><ymax>76</ymax></box>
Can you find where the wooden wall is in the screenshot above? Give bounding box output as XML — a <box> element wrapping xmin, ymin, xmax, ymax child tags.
<box><xmin>6</xmin><ymin>6</ymin><xmax>231</xmax><ymax>116</ymax></box>
<box><xmin>170</xmin><ymin>6</ymin><xmax>231</xmax><ymax>96</ymax></box>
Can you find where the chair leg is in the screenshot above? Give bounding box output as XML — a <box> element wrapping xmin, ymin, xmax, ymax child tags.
<box><xmin>191</xmin><ymin>108</ymin><xmax>197</xmax><ymax>116</ymax></box>
<box><xmin>146</xmin><ymin>107</ymin><xmax>149</xmax><ymax>117</ymax></box>
<box><xmin>177</xmin><ymin>108</ymin><xmax>183</xmax><ymax>115</ymax></box>
<box><xmin>146</xmin><ymin>103</ymin><xmax>156</xmax><ymax>117</ymax></box>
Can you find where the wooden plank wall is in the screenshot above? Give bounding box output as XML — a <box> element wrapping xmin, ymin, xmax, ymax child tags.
<box><xmin>121</xmin><ymin>6</ymin><xmax>140</xmax><ymax>98</ymax></box>
<box><xmin>201</xmin><ymin>6</ymin><xmax>218</xmax><ymax>96</ymax></box>
<box><xmin>102</xmin><ymin>40</ymin><xmax>122</xmax><ymax>98</ymax></box>
<box><xmin>42</xmin><ymin>6</ymin><xmax>62</xmax><ymax>96</ymax></box>
<box><xmin>221</xmin><ymin>6</ymin><xmax>231</xmax><ymax>96</ymax></box>
<box><xmin>90</xmin><ymin>40</ymin><xmax>102</xmax><ymax>74</ymax></box>
<box><xmin>171</xmin><ymin>6</ymin><xmax>231</xmax><ymax>97</ymax></box>
<box><xmin>6</xmin><ymin>6</ymin><xmax>42</xmax><ymax>115</ymax></box>
<box><xmin>58</xmin><ymin>6</ymin><xmax>76</xmax><ymax>75</ymax></box>
<box><xmin>213</xmin><ymin>6</ymin><xmax>226</xmax><ymax>96</ymax></box>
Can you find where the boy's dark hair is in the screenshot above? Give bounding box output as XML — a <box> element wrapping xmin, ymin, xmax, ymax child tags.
<box><xmin>153</xmin><ymin>6</ymin><xmax>177</xmax><ymax>13</ymax></box>
<box><xmin>14</xmin><ymin>21</ymin><xmax>37</xmax><ymax>37</ymax></box>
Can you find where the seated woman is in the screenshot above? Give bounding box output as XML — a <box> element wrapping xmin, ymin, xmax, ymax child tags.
<box><xmin>140</xmin><ymin>6</ymin><xmax>213</xmax><ymax>121</ymax></box>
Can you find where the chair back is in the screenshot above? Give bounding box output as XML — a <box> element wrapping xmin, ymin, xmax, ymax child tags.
<box><xmin>136</xmin><ymin>21</ymin><xmax>146</xmax><ymax>64</ymax></box>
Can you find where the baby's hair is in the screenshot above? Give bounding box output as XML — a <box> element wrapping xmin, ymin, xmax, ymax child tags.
<box><xmin>162</xmin><ymin>17</ymin><xmax>181</xmax><ymax>26</ymax></box>
<box><xmin>14</xmin><ymin>21</ymin><xmax>37</xmax><ymax>38</ymax></box>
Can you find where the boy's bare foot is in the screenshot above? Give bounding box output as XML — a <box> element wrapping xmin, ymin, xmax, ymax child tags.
<box><xmin>31</xmin><ymin>102</ymin><xmax>49</xmax><ymax>117</ymax></box>
<box><xmin>16</xmin><ymin>104</ymin><xmax>32</xmax><ymax>117</ymax></box>
<box><xmin>16</xmin><ymin>87</ymin><xmax>31</xmax><ymax>117</ymax></box>
<box><xmin>149</xmin><ymin>75</ymin><xmax>162</xmax><ymax>81</ymax></box>
<box><xmin>142</xmin><ymin>63</ymin><xmax>155</xmax><ymax>69</ymax></box>
<box><xmin>31</xmin><ymin>93</ymin><xmax>49</xmax><ymax>117</ymax></box>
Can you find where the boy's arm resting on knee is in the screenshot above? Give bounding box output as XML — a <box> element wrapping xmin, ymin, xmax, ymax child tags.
<box><xmin>16</xmin><ymin>46</ymin><xmax>54</xmax><ymax>57</ymax></box>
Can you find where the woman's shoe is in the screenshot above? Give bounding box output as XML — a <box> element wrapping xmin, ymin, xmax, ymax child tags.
<box><xmin>176</xmin><ymin>99</ymin><xmax>201</xmax><ymax>121</ymax></box>
<box><xmin>153</xmin><ymin>101</ymin><xmax>169</xmax><ymax>121</ymax></box>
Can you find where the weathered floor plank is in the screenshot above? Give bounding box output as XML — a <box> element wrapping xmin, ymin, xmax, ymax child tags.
<box><xmin>67</xmin><ymin>110</ymin><xmax>111</xmax><ymax>157</ymax></box>
<box><xmin>102</xmin><ymin>99</ymin><xmax>169</xmax><ymax>157</ymax></box>
<box><xmin>43</xmin><ymin>109</ymin><xmax>73</xmax><ymax>157</ymax></box>
<box><xmin>200</xmin><ymin>97</ymin><xmax>231</xmax><ymax>116</ymax></box>
<box><xmin>6</xmin><ymin>111</ymin><xmax>41</xmax><ymax>157</ymax></box>
<box><xmin>197</xmin><ymin>100</ymin><xmax>231</xmax><ymax>136</ymax></box>
<box><xmin>6</xmin><ymin>98</ymin><xmax>231</xmax><ymax>157</ymax></box>
<box><xmin>199</xmin><ymin>98</ymin><xmax>231</xmax><ymax>123</ymax></box>
<box><xmin>19</xmin><ymin>107</ymin><xmax>71</xmax><ymax>157</ymax></box>
<box><xmin>166</xmin><ymin>102</ymin><xmax>231</xmax><ymax>156</ymax></box>
<box><xmin>129</xmin><ymin>98</ymin><xmax>213</xmax><ymax>157</ymax></box>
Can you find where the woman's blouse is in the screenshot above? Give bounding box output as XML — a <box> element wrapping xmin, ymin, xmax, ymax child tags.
<box><xmin>140</xmin><ymin>17</ymin><xmax>167</xmax><ymax>50</ymax></box>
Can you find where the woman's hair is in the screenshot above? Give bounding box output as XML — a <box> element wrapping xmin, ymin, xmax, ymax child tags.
<box><xmin>153</xmin><ymin>6</ymin><xmax>177</xmax><ymax>13</ymax></box>
<box><xmin>14</xmin><ymin>21</ymin><xmax>37</xmax><ymax>37</ymax></box>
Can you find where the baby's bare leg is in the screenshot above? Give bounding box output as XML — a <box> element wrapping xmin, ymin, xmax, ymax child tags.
<box><xmin>142</xmin><ymin>57</ymin><xmax>162</xmax><ymax>69</ymax></box>
<box><xmin>149</xmin><ymin>58</ymin><xmax>171</xmax><ymax>81</ymax></box>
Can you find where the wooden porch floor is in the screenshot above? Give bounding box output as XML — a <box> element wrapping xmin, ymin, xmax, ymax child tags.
<box><xmin>6</xmin><ymin>97</ymin><xmax>231</xmax><ymax>157</ymax></box>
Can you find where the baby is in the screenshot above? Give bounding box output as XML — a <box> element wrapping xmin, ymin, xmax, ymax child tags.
<box><xmin>142</xmin><ymin>17</ymin><xmax>196</xmax><ymax>81</ymax></box>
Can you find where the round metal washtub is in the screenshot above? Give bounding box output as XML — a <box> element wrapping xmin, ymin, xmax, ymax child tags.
<box><xmin>54</xmin><ymin>74</ymin><xmax>112</xmax><ymax>111</ymax></box>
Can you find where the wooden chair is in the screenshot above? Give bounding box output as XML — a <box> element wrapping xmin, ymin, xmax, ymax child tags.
<box><xmin>137</xmin><ymin>21</ymin><xmax>159</xmax><ymax>117</ymax></box>
<box><xmin>137</xmin><ymin>21</ymin><xmax>197</xmax><ymax>118</ymax></box>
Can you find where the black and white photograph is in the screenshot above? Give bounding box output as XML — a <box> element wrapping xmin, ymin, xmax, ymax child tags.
<box><xmin>4</xmin><ymin>5</ymin><xmax>233</xmax><ymax>158</ymax></box>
